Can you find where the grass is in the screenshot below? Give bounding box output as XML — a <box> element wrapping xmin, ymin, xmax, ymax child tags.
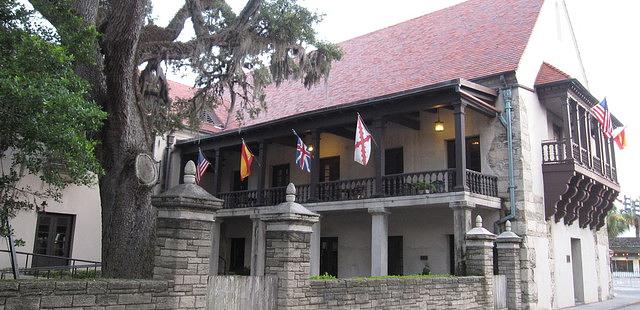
<box><xmin>310</xmin><ymin>273</ymin><xmax>454</xmax><ymax>281</ymax></box>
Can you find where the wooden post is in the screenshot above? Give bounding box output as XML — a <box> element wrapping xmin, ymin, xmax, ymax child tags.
<box><xmin>309</xmin><ymin>130</ymin><xmax>321</xmax><ymax>202</ymax></box>
<box><xmin>256</xmin><ymin>141</ymin><xmax>267</xmax><ymax>206</ymax></box>
<box><xmin>563</xmin><ymin>99</ymin><xmax>574</xmax><ymax>159</ymax></box>
<box><xmin>372</xmin><ymin>119</ymin><xmax>386</xmax><ymax>196</ymax></box>
<box><xmin>454</xmin><ymin>102</ymin><xmax>468</xmax><ymax>191</ymax></box>
<box><xmin>212</xmin><ymin>147</ymin><xmax>221</xmax><ymax>195</ymax></box>
<box><xmin>574</xmin><ymin>103</ymin><xmax>583</xmax><ymax>162</ymax></box>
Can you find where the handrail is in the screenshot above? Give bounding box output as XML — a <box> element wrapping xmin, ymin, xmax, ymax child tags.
<box><xmin>541</xmin><ymin>139</ymin><xmax>618</xmax><ymax>183</ymax></box>
<box><xmin>0</xmin><ymin>249</ymin><xmax>101</xmax><ymax>279</ymax></box>
<box><xmin>466</xmin><ymin>169</ymin><xmax>498</xmax><ymax>197</ymax></box>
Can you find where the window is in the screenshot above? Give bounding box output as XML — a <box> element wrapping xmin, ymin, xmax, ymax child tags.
<box><xmin>232</xmin><ymin>170</ymin><xmax>248</xmax><ymax>191</ymax></box>
<box><xmin>612</xmin><ymin>260</ymin><xmax>634</xmax><ymax>272</ymax></box>
<box><xmin>385</xmin><ymin>148</ymin><xmax>404</xmax><ymax>175</ymax></box>
<box><xmin>446</xmin><ymin>136</ymin><xmax>481</xmax><ymax>172</ymax></box>
<box><xmin>32</xmin><ymin>212</ymin><xmax>75</xmax><ymax>267</ymax></box>
<box><xmin>319</xmin><ymin>156</ymin><xmax>340</xmax><ymax>182</ymax></box>
<box><xmin>271</xmin><ymin>164</ymin><xmax>290</xmax><ymax>187</ymax></box>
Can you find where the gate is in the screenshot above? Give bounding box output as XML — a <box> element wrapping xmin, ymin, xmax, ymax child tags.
<box><xmin>493</xmin><ymin>274</ymin><xmax>507</xmax><ymax>309</ymax></box>
<box><xmin>207</xmin><ymin>275</ymin><xmax>277</xmax><ymax>310</ymax></box>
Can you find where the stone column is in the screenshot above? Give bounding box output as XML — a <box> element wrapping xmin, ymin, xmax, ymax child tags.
<box><xmin>310</xmin><ymin>220</ymin><xmax>321</xmax><ymax>276</ymax></box>
<box><xmin>262</xmin><ymin>183</ymin><xmax>319</xmax><ymax>309</ymax></box>
<box><xmin>496</xmin><ymin>220</ymin><xmax>522</xmax><ymax>310</ymax></box>
<box><xmin>453</xmin><ymin>102</ymin><xmax>468</xmax><ymax>191</ymax></box>
<box><xmin>451</xmin><ymin>200</ymin><xmax>474</xmax><ymax>275</ymax></box>
<box><xmin>250</xmin><ymin>215</ymin><xmax>266</xmax><ymax>276</ymax></box>
<box><xmin>210</xmin><ymin>218</ymin><xmax>223</xmax><ymax>275</ymax></box>
<box><xmin>465</xmin><ymin>215</ymin><xmax>496</xmax><ymax>309</ymax></box>
<box><xmin>370</xmin><ymin>207</ymin><xmax>389</xmax><ymax>276</ymax></box>
<box><xmin>151</xmin><ymin>160</ymin><xmax>223</xmax><ymax>308</ymax></box>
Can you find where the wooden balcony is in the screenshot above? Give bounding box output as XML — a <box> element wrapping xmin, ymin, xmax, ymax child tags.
<box><xmin>218</xmin><ymin>169</ymin><xmax>497</xmax><ymax>209</ymax></box>
<box><xmin>541</xmin><ymin>139</ymin><xmax>619</xmax><ymax>230</ymax></box>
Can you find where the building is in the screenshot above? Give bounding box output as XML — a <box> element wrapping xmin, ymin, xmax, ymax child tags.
<box><xmin>610</xmin><ymin>237</ymin><xmax>640</xmax><ymax>274</ymax></box>
<box><xmin>169</xmin><ymin>0</ymin><xmax>621</xmax><ymax>308</ymax></box>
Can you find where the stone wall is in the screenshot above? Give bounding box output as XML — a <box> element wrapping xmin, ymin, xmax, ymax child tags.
<box><xmin>0</xmin><ymin>279</ymin><xmax>203</xmax><ymax>309</ymax></box>
<box><xmin>306</xmin><ymin>277</ymin><xmax>492</xmax><ymax>309</ymax></box>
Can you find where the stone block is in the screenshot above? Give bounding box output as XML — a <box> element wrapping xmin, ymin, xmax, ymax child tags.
<box><xmin>40</xmin><ymin>295</ymin><xmax>73</xmax><ymax>308</ymax></box>
<box><xmin>72</xmin><ymin>294</ymin><xmax>96</xmax><ymax>306</ymax></box>
<box><xmin>87</xmin><ymin>281</ymin><xmax>108</xmax><ymax>295</ymax></box>
<box><xmin>118</xmin><ymin>293</ymin><xmax>152</xmax><ymax>305</ymax></box>
<box><xmin>95</xmin><ymin>294</ymin><xmax>119</xmax><ymax>306</ymax></box>
<box><xmin>5</xmin><ymin>297</ymin><xmax>40</xmax><ymax>310</ymax></box>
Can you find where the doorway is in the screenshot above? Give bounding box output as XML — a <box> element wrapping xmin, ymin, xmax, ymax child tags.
<box><xmin>230</xmin><ymin>238</ymin><xmax>246</xmax><ymax>274</ymax></box>
<box><xmin>571</xmin><ymin>238</ymin><xmax>584</xmax><ymax>303</ymax></box>
<box><xmin>320</xmin><ymin>237</ymin><xmax>338</xmax><ymax>277</ymax></box>
<box><xmin>32</xmin><ymin>212</ymin><xmax>75</xmax><ymax>267</ymax></box>
<box><xmin>388</xmin><ymin>236</ymin><xmax>403</xmax><ymax>276</ymax></box>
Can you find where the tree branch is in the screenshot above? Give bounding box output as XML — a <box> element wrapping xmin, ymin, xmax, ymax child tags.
<box><xmin>137</xmin><ymin>32</ymin><xmax>228</xmax><ymax>65</ymax></box>
<box><xmin>139</xmin><ymin>2</ymin><xmax>190</xmax><ymax>44</ymax></box>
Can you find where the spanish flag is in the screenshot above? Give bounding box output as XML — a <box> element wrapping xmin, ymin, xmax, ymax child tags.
<box><xmin>613</xmin><ymin>127</ymin><xmax>627</xmax><ymax>150</ymax></box>
<box><xmin>240</xmin><ymin>140</ymin><xmax>254</xmax><ymax>181</ymax></box>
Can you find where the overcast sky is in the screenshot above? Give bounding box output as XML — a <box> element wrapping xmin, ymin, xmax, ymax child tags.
<box><xmin>154</xmin><ymin>0</ymin><xmax>640</xmax><ymax>200</ymax></box>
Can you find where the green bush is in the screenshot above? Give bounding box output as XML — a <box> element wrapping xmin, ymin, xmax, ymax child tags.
<box><xmin>310</xmin><ymin>272</ymin><xmax>337</xmax><ymax>280</ymax></box>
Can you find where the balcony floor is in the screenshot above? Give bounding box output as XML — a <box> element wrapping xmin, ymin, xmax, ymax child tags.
<box><xmin>214</xmin><ymin>190</ymin><xmax>501</xmax><ymax>218</ymax></box>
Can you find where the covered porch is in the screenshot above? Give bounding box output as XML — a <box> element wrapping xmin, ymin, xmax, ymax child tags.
<box><xmin>175</xmin><ymin>78</ymin><xmax>502</xmax><ymax>210</ymax></box>
<box><xmin>211</xmin><ymin>193</ymin><xmax>500</xmax><ymax>278</ymax></box>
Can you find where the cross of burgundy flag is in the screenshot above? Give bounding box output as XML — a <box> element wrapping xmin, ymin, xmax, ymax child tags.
<box><xmin>354</xmin><ymin>113</ymin><xmax>373</xmax><ymax>166</ymax></box>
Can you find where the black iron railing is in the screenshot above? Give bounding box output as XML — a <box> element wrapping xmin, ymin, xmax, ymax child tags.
<box><xmin>219</xmin><ymin>190</ymin><xmax>258</xmax><ymax>209</ymax></box>
<box><xmin>0</xmin><ymin>249</ymin><xmax>101</xmax><ymax>279</ymax></box>
<box><xmin>317</xmin><ymin>177</ymin><xmax>375</xmax><ymax>202</ymax></box>
<box><xmin>220</xmin><ymin>169</ymin><xmax>498</xmax><ymax>209</ymax></box>
<box><xmin>382</xmin><ymin>169</ymin><xmax>454</xmax><ymax>196</ymax></box>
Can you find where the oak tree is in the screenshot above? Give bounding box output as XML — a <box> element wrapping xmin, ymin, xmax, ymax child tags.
<box><xmin>29</xmin><ymin>0</ymin><xmax>341</xmax><ymax>277</ymax></box>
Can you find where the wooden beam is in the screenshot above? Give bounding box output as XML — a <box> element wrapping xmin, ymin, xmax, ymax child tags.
<box><xmin>387</xmin><ymin>115</ymin><xmax>420</xmax><ymax>130</ymax></box>
<box><xmin>325</xmin><ymin>127</ymin><xmax>355</xmax><ymax>140</ymax></box>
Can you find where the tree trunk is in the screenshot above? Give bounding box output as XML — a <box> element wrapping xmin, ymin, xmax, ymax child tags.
<box><xmin>97</xmin><ymin>0</ymin><xmax>156</xmax><ymax>278</ymax></box>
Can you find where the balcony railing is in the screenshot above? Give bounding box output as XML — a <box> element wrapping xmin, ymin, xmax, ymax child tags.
<box><xmin>466</xmin><ymin>169</ymin><xmax>498</xmax><ymax>197</ymax></box>
<box><xmin>219</xmin><ymin>190</ymin><xmax>258</xmax><ymax>209</ymax></box>
<box><xmin>219</xmin><ymin>169</ymin><xmax>498</xmax><ymax>209</ymax></box>
<box><xmin>541</xmin><ymin>139</ymin><xmax>617</xmax><ymax>183</ymax></box>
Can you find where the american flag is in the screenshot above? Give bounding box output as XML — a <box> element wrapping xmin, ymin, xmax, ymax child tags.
<box><xmin>295</xmin><ymin>136</ymin><xmax>312</xmax><ymax>173</ymax></box>
<box><xmin>591</xmin><ymin>98</ymin><xmax>613</xmax><ymax>138</ymax></box>
<box><xmin>196</xmin><ymin>149</ymin><xmax>210</xmax><ymax>184</ymax></box>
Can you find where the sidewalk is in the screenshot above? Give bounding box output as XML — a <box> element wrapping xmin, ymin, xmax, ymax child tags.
<box><xmin>567</xmin><ymin>287</ymin><xmax>640</xmax><ymax>310</ymax></box>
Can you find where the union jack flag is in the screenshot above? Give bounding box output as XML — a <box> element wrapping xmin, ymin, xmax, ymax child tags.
<box><xmin>295</xmin><ymin>135</ymin><xmax>312</xmax><ymax>173</ymax></box>
<box><xmin>591</xmin><ymin>98</ymin><xmax>613</xmax><ymax>138</ymax></box>
<box><xmin>196</xmin><ymin>149</ymin><xmax>210</xmax><ymax>185</ymax></box>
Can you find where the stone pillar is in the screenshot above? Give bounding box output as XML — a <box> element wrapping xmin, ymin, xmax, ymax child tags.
<box><xmin>210</xmin><ymin>218</ymin><xmax>223</xmax><ymax>275</ymax></box>
<box><xmin>370</xmin><ymin>207</ymin><xmax>389</xmax><ymax>276</ymax></box>
<box><xmin>451</xmin><ymin>200</ymin><xmax>474</xmax><ymax>275</ymax></box>
<box><xmin>262</xmin><ymin>183</ymin><xmax>319</xmax><ymax>309</ymax></box>
<box><xmin>465</xmin><ymin>215</ymin><xmax>496</xmax><ymax>309</ymax></box>
<box><xmin>496</xmin><ymin>220</ymin><xmax>522</xmax><ymax>310</ymax></box>
<box><xmin>310</xmin><ymin>220</ymin><xmax>321</xmax><ymax>276</ymax></box>
<box><xmin>151</xmin><ymin>160</ymin><xmax>223</xmax><ymax>308</ymax></box>
<box><xmin>250</xmin><ymin>215</ymin><xmax>266</xmax><ymax>276</ymax></box>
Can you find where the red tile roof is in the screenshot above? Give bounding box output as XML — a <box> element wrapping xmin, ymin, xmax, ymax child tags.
<box><xmin>225</xmin><ymin>0</ymin><xmax>544</xmax><ymax>129</ymax></box>
<box><xmin>167</xmin><ymin>80</ymin><xmax>226</xmax><ymax>133</ymax></box>
<box><xmin>535</xmin><ymin>62</ymin><xmax>572</xmax><ymax>85</ymax></box>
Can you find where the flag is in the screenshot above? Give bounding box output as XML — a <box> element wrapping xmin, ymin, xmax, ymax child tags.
<box><xmin>354</xmin><ymin>113</ymin><xmax>373</xmax><ymax>166</ymax></box>
<box><xmin>613</xmin><ymin>127</ymin><xmax>627</xmax><ymax>150</ymax></box>
<box><xmin>293</xmin><ymin>130</ymin><xmax>312</xmax><ymax>172</ymax></box>
<box><xmin>196</xmin><ymin>149</ymin><xmax>210</xmax><ymax>185</ymax></box>
<box><xmin>240</xmin><ymin>140</ymin><xmax>254</xmax><ymax>181</ymax></box>
<box><xmin>591</xmin><ymin>98</ymin><xmax>613</xmax><ymax>138</ymax></box>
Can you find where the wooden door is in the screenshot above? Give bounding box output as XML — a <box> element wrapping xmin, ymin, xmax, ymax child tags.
<box><xmin>32</xmin><ymin>212</ymin><xmax>75</xmax><ymax>267</ymax></box>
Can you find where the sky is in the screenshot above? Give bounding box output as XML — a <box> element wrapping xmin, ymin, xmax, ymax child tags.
<box><xmin>153</xmin><ymin>0</ymin><xmax>640</xmax><ymax>200</ymax></box>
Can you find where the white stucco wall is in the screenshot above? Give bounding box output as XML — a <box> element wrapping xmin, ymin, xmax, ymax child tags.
<box><xmin>0</xmin><ymin>174</ymin><xmax>102</xmax><ymax>269</ymax></box>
